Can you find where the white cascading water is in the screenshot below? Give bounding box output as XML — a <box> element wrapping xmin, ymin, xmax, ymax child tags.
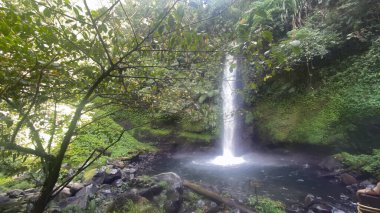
<box><xmin>211</xmin><ymin>55</ymin><xmax>245</xmax><ymax>166</ymax></box>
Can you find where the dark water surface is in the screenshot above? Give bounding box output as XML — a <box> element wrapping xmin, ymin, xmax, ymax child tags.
<box><xmin>145</xmin><ymin>151</ymin><xmax>356</xmax><ymax>212</ymax></box>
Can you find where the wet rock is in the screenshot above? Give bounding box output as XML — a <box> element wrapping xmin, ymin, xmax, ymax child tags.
<box><xmin>164</xmin><ymin>189</ymin><xmax>182</xmax><ymax>213</ymax></box>
<box><xmin>318</xmin><ymin>156</ymin><xmax>343</xmax><ymax>172</ymax></box>
<box><xmin>112</xmin><ymin>179</ymin><xmax>123</xmax><ymax>187</ymax></box>
<box><xmin>339</xmin><ymin>193</ymin><xmax>349</xmax><ymax>201</ymax></box>
<box><xmin>24</xmin><ymin>191</ymin><xmax>39</xmax><ymax>203</ymax></box>
<box><xmin>287</xmin><ymin>204</ymin><xmax>305</xmax><ymax>213</ymax></box>
<box><xmin>67</xmin><ymin>182</ymin><xmax>84</xmax><ymax>195</ymax></box>
<box><xmin>345</xmin><ymin>184</ymin><xmax>358</xmax><ymax>194</ymax></box>
<box><xmin>153</xmin><ymin>172</ymin><xmax>183</xmax><ymax>191</ymax></box>
<box><xmin>24</xmin><ymin>188</ymin><xmax>38</xmax><ymax>194</ymax></box>
<box><xmin>103</xmin><ymin>168</ymin><xmax>122</xmax><ymax>184</ymax></box>
<box><xmin>73</xmin><ymin>184</ymin><xmax>98</xmax><ymax>208</ymax></box>
<box><xmin>0</xmin><ymin>194</ymin><xmax>10</xmax><ymax>204</ymax></box>
<box><xmin>332</xmin><ymin>208</ymin><xmax>346</xmax><ymax>213</ymax></box>
<box><xmin>196</xmin><ymin>199</ymin><xmax>206</xmax><ymax>208</ymax></box>
<box><xmin>0</xmin><ymin>198</ymin><xmax>26</xmax><ymax>213</ymax></box>
<box><xmin>309</xmin><ymin>203</ymin><xmax>333</xmax><ymax>213</ymax></box>
<box><xmin>305</xmin><ymin>194</ymin><xmax>316</xmax><ymax>206</ymax></box>
<box><xmin>107</xmin><ymin>159</ymin><xmax>125</xmax><ymax>169</ymax></box>
<box><xmin>91</xmin><ymin>171</ymin><xmax>105</xmax><ymax>185</ymax></box>
<box><xmin>359</xmin><ymin>180</ymin><xmax>375</xmax><ymax>189</ymax></box>
<box><xmin>139</xmin><ymin>185</ymin><xmax>163</xmax><ymax>199</ymax></box>
<box><xmin>56</xmin><ymin>187</ymin><xmax>72</xmax><ymax>201</ymax></box>
<box><xmin>339</xmin><ymin>173</ymin><xmax>357</xmax><ymax>185</ymax></box>
<box><xmin>121</xmin><ymin>168</ymin><xmax>137</xmax><ymax>180</ymax></box>
<box><xmin>7</xmin><ymin>189</ymin><xmax>24</xmax><ymax>198</ymax></box>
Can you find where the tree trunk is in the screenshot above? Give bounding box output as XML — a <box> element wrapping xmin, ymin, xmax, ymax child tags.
<box><xmin>31</xmin><ymin>160</ymin><xmax>60</xmax><ymax>213</ymax></box>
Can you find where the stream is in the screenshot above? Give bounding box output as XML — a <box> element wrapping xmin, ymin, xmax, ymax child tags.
<box><xmin>145</xmin><ymin>150</ymin><xmax>357</xmax><ymax>212</ymax></box>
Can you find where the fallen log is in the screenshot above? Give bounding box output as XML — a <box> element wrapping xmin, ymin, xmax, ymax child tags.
<box><xmin>183</xmin><ymin>180</ymin><xmax>256</xmax><ymax>213</ymax></box>
<box><xmin>318</xmin><ymin>169</ymin><xmax>350</xmax><ymax>178</ymax></box>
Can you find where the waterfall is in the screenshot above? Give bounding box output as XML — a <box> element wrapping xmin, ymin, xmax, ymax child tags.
<box><xmin>211</xmin><ymin>54</ymin><xmax>245</xmax><ymax>166</ymax></box>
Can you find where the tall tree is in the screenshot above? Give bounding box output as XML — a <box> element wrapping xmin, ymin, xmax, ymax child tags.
<box><xmin>0</xmin><ymin>0</ymin><xmax>221</xmax><ymax>211</ymax></box>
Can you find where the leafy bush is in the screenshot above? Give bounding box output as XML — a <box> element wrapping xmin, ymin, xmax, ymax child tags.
<box><xmin>0</xmin><ymin>174</ymin><xmax>34</xmax><ymax>191</ymax></box>
<box><xmin>338</xmin><ymin>150</ymin><xmax>380</xmax><ymax>179</ymax></box>
<box><xmin>248</xmin><ymin>196</ymin><xmax>285</xmax><ymax>213</ymax></box>
<box><xmin>65</xmin><ymin>110</ymin><xmax>155</xmax><ymax>167</ymax></box>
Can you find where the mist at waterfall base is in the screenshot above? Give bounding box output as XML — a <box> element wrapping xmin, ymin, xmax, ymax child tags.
<box><xmin>210</xmin><ymin>54</ymin><xmax>246</xmax><ymax>166</ymax></box>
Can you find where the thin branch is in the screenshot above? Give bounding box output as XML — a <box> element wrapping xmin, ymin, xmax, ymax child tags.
<box><xmin>120</xmin><ymin>1</ymin><xmax>139</xmax><ymax>45</ymax></box>
<box><xmin>8</xmin><ymin>57</ymin><xmax>56</xmax><ymax>145</ymax></box>
<box><xmin>0</xmin><ymin>142</ymin><xmax>54</xmax><ymax>160</ymax></box>
<box><xmin>55</xmin><ymin>18</ymin><xmax>105</xmax><ymax>70</ymax></box>
<box><xmin>116</xmin><ymin>0</ymin><xmax>181</xmax><ymax>65</ymax></box>
<box><xmin>48</xmin><ymin>102</ymin><xmax>57</xmax><ymax>154</ymax></box>
<box><xmin>84</xmin><ymin>0</ymin><xmax>114</xmax><ymax>66</ymax></box>
<box><xmin>76</xmin><ymin>108</ymin><xmax>124</xmax><ymax>132</ymax></box>
<box><xmin>108</xmin><ymin>74</ymin><xmax>189</xmax><ymax>81</ymax></box>
<box><xmin>93</xmin><ymin>0</ymin><xmax>121</xmax><ymax>22</ymax></box>
<box><xmin>81</xmin><ymin>101</ymin><xmax>118</xmax><ymax>114</ymax></box>
<box><xmin>138</xmin><ymin>49</ymin><xmax>223</xmax><ymax>53</ymax></box>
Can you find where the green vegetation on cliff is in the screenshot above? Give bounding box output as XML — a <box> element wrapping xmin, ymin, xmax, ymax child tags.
<box><xmin>254</xmin><ymin>38</ymin><xmax>380</xmax><ymax>146</ymax></box>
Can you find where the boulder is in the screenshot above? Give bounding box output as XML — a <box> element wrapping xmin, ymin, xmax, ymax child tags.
<box><xmin>287</xmin><ymin>204</ymin><xmax>305</xmax><ymax>213</ymax></box>
<box><xmin>163</xmin><ymin>190</ymin><xmax>182</xmax><ymax>213</ymax></box>
<box><xmin>153</xmin><ymin>172</ymin><xmax>183</xmax><ymax>191</ymax></box>
<box><xmin>139</xmin><ymin>185</ymin><xmax>164</xmax><ymax>200</ymax></box>
<box><xmin>103</xmin><ymin>168</ymin><xmax>122</xmax><ymax>184</ymax></box>
<box><xmin>339</xmin><ymin>173</ymin><xmax>357</xmax><ymax>185</ymax></box>
<box><xmin>56</xmin><ymin>187</ymin><xmax>72</xmax><ymax>201</ymax></box>
<box><xmin>7</xmin><ymin>189</ymin><xmax>24</xmax><ymax>198</ymax></box>
<box><xmin>152</xmin><ymin>172</ymin><xmax>183</xmax><ymax>213</ymax></box>
<box><xmin>305</xmin><ymin>194</ymin><xmax>316</xmax><ymax>207</ymax></box>
<box><xmin>359</xmin><ymin>180</ymin><xmax>375</xmax><ymax>189</ymax></box>
<box><xmin>91</xmin><ymin>171</ymin><xmax>105</xmax><ymax>185</ymax></box>
<box><xmin>308</xmin><ymin>203</ymin><xmax>333</xmax><ymax>213</ymax></box>
<box><xmin>107</xmin><ymin>159</ymin><xmax>125</xmax><ymax>169</ymax></box>
<box><xmin>72</xmin><ymin>184</ymin><xmax>98</xmax><ymax>209</ymax></box>
<box><xmin>67</xmin><ymin>182</ymin><xmax>84</xmax><ymax>195</ymax></box>
<box><xmin>0</xmin><ymin>194</ymin><xmax>10</xmax><ymax>204</ymax></box>
<box><xmin>318</xmin><ymin>156</ymin><xmax>343</xmax><ymax>172</ymax></box>
<box><xmin>112</xmin><ymin>179</ymin><xmax>123</xmax><ymax>188</ymax></box>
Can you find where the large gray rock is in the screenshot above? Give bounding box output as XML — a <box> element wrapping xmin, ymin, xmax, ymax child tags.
<box><xmin>153</xmin><ymin>172</ymin><xmax>183</xmax><ymax>191</ymax></box>
<box><xmin>91</xmin><ymin>171</ymin><xmax>105</xmax><ymax>185</ymax></box>
<box><xmin>318</xmin><ymin>156</ymin><xmax>343</xmax><ymax>172</ymax></box>
<box><xmin>339</xmin><ymin>173</ymin><xmax>357</xmax><ymax>185</ymax></box>
<box><xmin>103</xmin><ymin>168</ymin><xmax>122</xmax><ymax>184</ymax></box>
<box><xmin>64</xmin><ymin>184</ymin><xmax>98</xmax><ymax>209</ymax></box>
<box><xmin>67</xmin><ymin>182</ymin><xmax>84</xmax><ymax>195</ymax></box>
<box><xmin>56</xmin><ymin>187</ymin><xmax>72</xmax><ymax>201</ymax></box>
<box><xmin>163</xmin><ymin>190</ymin><xmax>182</xmax><ymax>213</ymax></box>
<box><xmin>153</xmin><ymin>172</ymin><xmax>183</xmax><ymax>213</ymax></box>
<box><xmin>139</xmin><ymin>185</ymin><xmax>164</xmax><ymax>199</ymax></box>
<box><xmin>0</xmin><ymin>194</ymin><xmax>10</xmax><ymax>204</ymax></box>
<box><xmin>7</xmin><ymin>189</ymin><xmax>24</xmax><ymax>198</ymax></box>
<box><xmin>309</xmin><ymin>203</ymin><xmax>333</xmax><ymax>213</ymax></box>
<box><xmin>305</xmin><ymin>194</ymin><xmax>316</xmax><ymax>207</ymax></box>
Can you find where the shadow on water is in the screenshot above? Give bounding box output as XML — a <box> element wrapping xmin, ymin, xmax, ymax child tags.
<box><xmin>145</xmin><ymin>151</ymin><xmax>356</xmax><ymax>212</ymax></box>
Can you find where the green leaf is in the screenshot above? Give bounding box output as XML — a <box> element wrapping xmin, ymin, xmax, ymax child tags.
<box><xmin>0</xmin><ymin>22</ymin><xmax>11</xmax><ymax>36</ymax></box>
<box><xmin>43</xmin><ymin>8</ymin><xmax>52</xmax><ymax>18</ymax></box>
<box><xmin>261</xmin><ymin>31</ymin><xmax>273</xmax><ymax>43</ymax></box>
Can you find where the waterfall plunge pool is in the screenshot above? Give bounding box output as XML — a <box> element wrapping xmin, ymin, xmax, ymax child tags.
<box><xmin>144</xmin><ymin>151</ymin><xmax>356</xmax><ymax>212</ymax></box>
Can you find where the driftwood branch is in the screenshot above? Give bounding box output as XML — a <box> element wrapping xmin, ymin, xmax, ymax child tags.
<box><xmin>183</xmin><ymin>180</ymin><xmax>256</xmax><ymax>213</ymax></box>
